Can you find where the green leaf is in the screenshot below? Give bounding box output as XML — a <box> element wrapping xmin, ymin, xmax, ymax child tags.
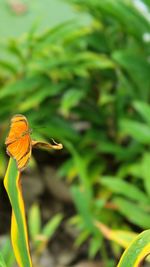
<box><xmin>133</xmin><ymin>101</ymin><xmax>150</xmax><ymax>125</ymax></box>
<box><xmin>42</xmin><ymin>213</ymin><xmax>63</xmax><ymax>240</ymax></box>
<box><xmin>120</xmin><ymin>119</ymin><xmax>150</xmax><ymax>144</ymax></box>
<box><xmin>141</xmin><ymin>153</ymin><xmax>150</xmax><ymax>196</ymax></box>
<box><xmin>117</xmin><ymin>230</ymin><xmax>150</xmax><ymax>267</ymax></box>
<box><xmin>101</xmin><ymin>176</ymin><xmax>149</xmax><ymax>204</ymax></box>
<box><xmin>112</xmin><ymin>50</ymin><xmax>150</xmax><ymax>99</ymax></box>
<box><xmin>0</xmin><ymin>238</ymin><xmax>15</xmax><ymax>267</ymax></box>
<box><xmin>34</xmin><ymin>213</ymin><xmax>63</xmax><ymax>251</ymax></box>
<box><xmin>96</xmin><ymin>221</ymin><xmax>137</xmax><ymax>248</ymax></box>
<box><xmin>0</xmin><ymin>76</ymin><xmax>46</xmax><ymax>99</ymax></box>
<box><xmin>0</xmin><ymin>59</ymin><xmax>17</xmax><ymax>74</ymax></box>
<box><xmin>28</xmin><ymin>204</ymin><xmax>41</xmax><ymax>241</ymax></box>
<box><xmin>3</xmin><ymin>158</ymin><xmax>32</xmax><ymax>267</ymax></box>
<box><xmin>88</xmin><ymin>235</ymin><xmax>102</xmax><ymax>258</ymax></box>
<box><xmin>19</xmin><ymin>84</ymin><xmax>64</xmax><ymax>111</ymax></box>
<box><xmin>60</xmin><ymin>88</ymin><xmax>85</xmax><ymax>115</ymax></box>
<box><xmin>113</xmin><ymin>197</ymin><xmax>150</xmax><ymax>229</ymax></box>
<box><xmin>65</xmin><ymin>142</ymin><xmax>93</xmax><ymax>200</ymax></box>
<box><xmin>71</xmin><ymin>186</ymin><xmax>95</xmax><ymax>233</ymax></box>
<box><xmin>74</xmin><ymin>230</ymin><xmax>90</xmax><ymax>247</ymax></box>
<box><xmin>36</xmin><ymin>20</ymin><xmax>79</xmax><ymax>45</ymax></box>
<box><xmin>70</xmin><ymin>0</ymin><xmax>150</xmax><ymax>39</ymax></box>
<box><xmin>0</xmin><ymin>252</ymin><xmax>7</xmax><ymax>267</ymax></box>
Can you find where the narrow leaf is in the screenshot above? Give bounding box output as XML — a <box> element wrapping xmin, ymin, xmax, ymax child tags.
<box><xmin>0</xmin><ymin>252</ymin><xmax>7</xmax><ymax>267</ymax></box>
<box><xmin>42</xmin><ymin>213</ymin><xmax>63</xmax><ymax>239</ymax></box>
<box><xmin>120</xmin><ymin>119</ymin><xmax>150</xmax><ymax>144</ymax></box>
<box><xmin>117</xmin><ymin>230</ymin><xmax>150</xmax><ymax>267</ymax></box>
<box><xmin>141</xmin><ymin>153</ymin><xmax>150</xmax><ymax>196</ymax></box>
<box><xmin>133</xmin><ymin>101</ymin><xmax>150</xmax><ymax>125</ymax></box>
<box><xmin>113</xmin><ymin>197</ymin><xmax>150</xmax><ymax>229</ymax></box>
<box><xmin>96</xmin><ymin>221</ymin><xmax>137</xmax><ymax>249</ymax></box>
<box><xmin>4</xmin><ymin>158</ymin><xmax>32</xmax><ymax>267</ymax></box>
<box><xmin>101</xmin><ymin>176</ymin><xmax>149</xmax><ymax>204</ymax></box>
<box><xmin>28</xmin><ymin>204</ymin><xmax>41</xmax><ymax>241</ymax></box>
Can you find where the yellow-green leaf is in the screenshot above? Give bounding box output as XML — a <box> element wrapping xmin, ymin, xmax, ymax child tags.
<box><xmin>96</xmin><ymin>221</ymin><xmax>137</xmax><ymax>248</ymax></box>
<box><xmin>3</xmin><ymin>158</ymin><xmax>32</xmax><ymax>267</ymax></box>
<box><xmin>117</xmin><ymin>230</ymin><xmax>150</xmax><ymax>267</ymax></box>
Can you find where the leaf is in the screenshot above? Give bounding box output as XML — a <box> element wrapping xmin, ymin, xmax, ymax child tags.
<box><xmin>120</xmin><ymin>119</ymin><xmax>150</xmax><ymax>144</ymax></box>
<box><xmin>3</xmin><ymin>158</ymin><xmax>32</xmax><ymax>267</ymax></box>
<box><xmin>60</xmin><ymin>88</ymin><xmax>85</xmax><ymax>116</ymax></box>
<box><xmin>32</xmin><ymin>139</ymin><xmax>63</xmax><ymax>150</ymax></box>
<box><xmin>0</xmin><ymin>59</ymin><xmax>17</xmax><ymax>74</ymax></box>
<box><xmin>38</xmin><ymin>117</ymin><xmax>79</xmax><ymax>142</ymax></box>
<box><xmin>88</xmin><ymin>235</ymin><xmax>102</xmax><ymax>258</ymax></box>
<box><xmin>99</xmin><ymin>141</ymin><xmax>142</xmax><ymax>161</ymax></box>
<box><xmin>42</xmin><ymin>213</ymin><xmax>63</xmax><ymax>240</ymax></box>
<box><xmin>133</xmin><ymin>101</ymin><xmax>150</xmax><ymax>125</ymax></box>
<box><xmin>74</xmin><ymin>230</ymin><xmax>90</xmax><ymax>247</ymax></box>
<box><xmin>101</xmin><ymin>176</ymin><xmax>149</xmax><ymax>204</ymax></box>
<box><xmin>7</xmin><ymin>40</ymin><xmax>25</xmax><ymax>64</ymax></box>
<box><xmin>65</xmin><ymin>142</ymin><xmax>92</xmax><ymax>200</ymax></box>
<box><xmin>0</xmin><ymin>237</ymin><xmax>15</xmax><ymax>267</ymax></box>
<box><xmin>71</xmin><ymin>186</ymin><xmax>95</xmax><ymax>233</ymax></box>
<box><xmin>19</xmin><ymin>85</ymin><xmax>63</xmax><ymax>111</ymax></box>
<box><xmin>112</xmin><ymin>50</ymin><xmax>150</xmax><ymax>99</ymax></box>
<box><xmin>117</xmin><ymin>230</ymin><xmax>150</xmax><ymax>267</ymax></box>
<box><xmin>70</xmin><ymin>0</ymin><xmax>150</xmax><ymax>39</ymax></box>
<box><xmin>28</xmin><ymin>204</ymin><xmax>41</xmax><ymax>241</ymax></box>
<box><xmin>35</xmin><ymin>213</ymin><xmax>63</xmax><ymax>253</ymax></box>
<box><xmin>0</xmin><ymin>76</ymin><xmax>46</xmax><ymax>99</ymax></box>
<box><xmin>0</xmin><ymin>252</ymin><xmax>7</xmax><ymax>267</ymax></box>
<box><xmin>113</xmin><ymin>197</ymin><xmax>150</xmax><ymax>229</ymax></box>
<box><xmin>96</xmin><ymin>221</ymin><xmax>137</xmax><ymax>248</ymax></box>
<box><xmin>141</xmin><ymin>153</ymin><xmax>150</xmax><ymax>196</ymax></box>
<box><xmin>36</xmin><ymin>20</ymin><xmax>79</xmax><ymax>45</ymax></box>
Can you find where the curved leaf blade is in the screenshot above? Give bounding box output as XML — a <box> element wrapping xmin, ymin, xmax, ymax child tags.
<box><xmin>117</xmin><ymin>230</ymin><xmax>150</xmax><ymax>267</ymax></box>
<box><xmin>4</xmin><ymin>158</ymin><xmax>32</xmax><ymax>267</ymax></box>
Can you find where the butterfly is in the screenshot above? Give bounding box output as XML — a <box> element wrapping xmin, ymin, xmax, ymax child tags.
<box><xmin>5</xmin><ymin>114</ymin><xmax>63</xmax><ymax>171</ymax></box>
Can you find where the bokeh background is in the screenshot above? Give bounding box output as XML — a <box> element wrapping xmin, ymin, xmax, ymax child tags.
<box><xmin>0</xmin><ymin>0</ymin><xmax>150</xmax><ymax>266</ymax></box>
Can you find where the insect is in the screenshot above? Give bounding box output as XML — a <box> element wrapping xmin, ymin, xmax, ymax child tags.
<box><xmin>5</xmin><ymin>114</ymin><xmax>63</xmax><ymax>171</ymax></box>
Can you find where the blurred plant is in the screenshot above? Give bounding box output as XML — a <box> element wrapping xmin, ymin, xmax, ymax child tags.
<box><xmin>28</xmin><ymin>203</ymin><xmax>63</xmax><ymax>257</ymax></box>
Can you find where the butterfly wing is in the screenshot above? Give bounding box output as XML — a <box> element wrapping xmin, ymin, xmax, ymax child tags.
<box><xmin>5</xmin><ymin>114</ymin><xmax>31</xmax><ymax>171</ymax></box>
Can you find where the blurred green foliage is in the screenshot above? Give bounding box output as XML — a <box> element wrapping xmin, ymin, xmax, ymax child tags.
<box><xmin>1</xmin><ymin>0</ymin><xmax>150</xmax><ymax>265</ymax></box>
<box><xmin>28</xmin><ymin>203</ymin><xmax>63</xmax><ymax>255</ymax></box>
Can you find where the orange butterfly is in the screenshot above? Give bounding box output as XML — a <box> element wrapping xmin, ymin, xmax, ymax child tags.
<box><xmin>5</xmin><ymin>114</ymin><xmax>63</xmax><ymax>171</ymax></box>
